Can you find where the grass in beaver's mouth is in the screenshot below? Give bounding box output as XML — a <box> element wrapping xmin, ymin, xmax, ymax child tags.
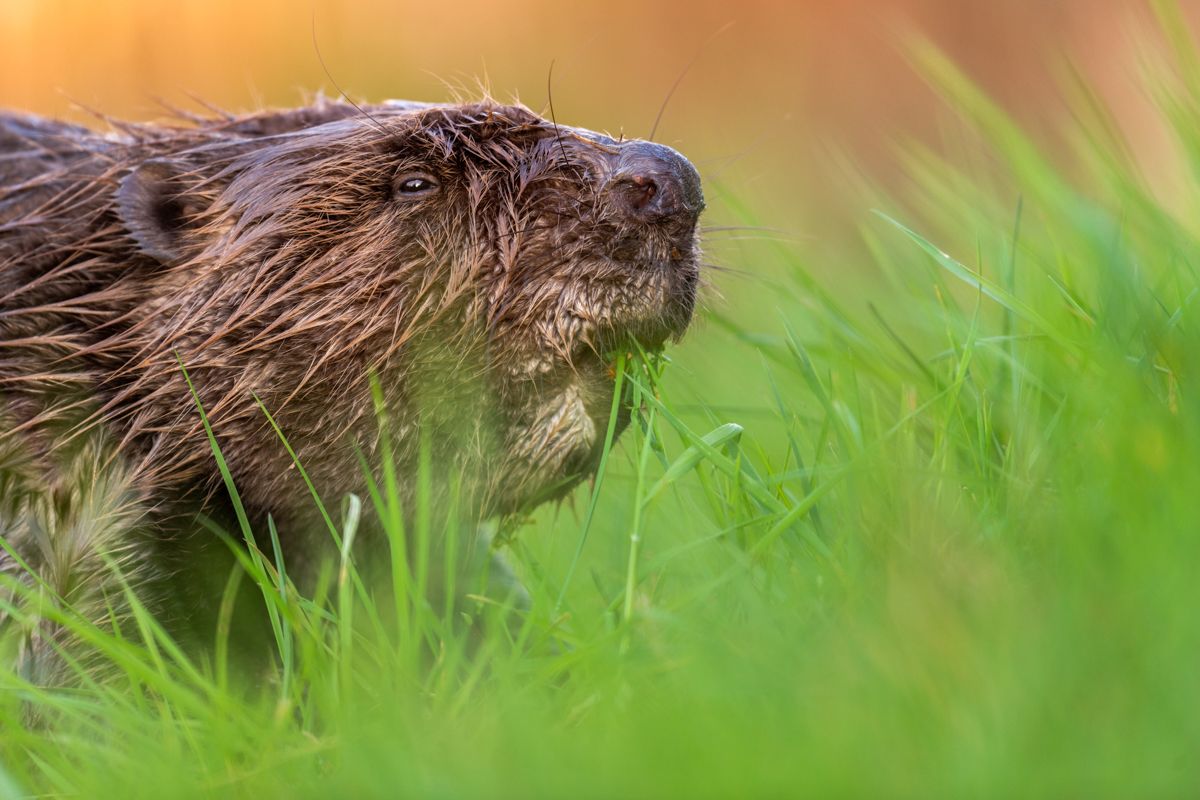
<box><xmin>5</xmin><ymin>15</ymin><xmax>1200</xmax><ymax>799</ymax></box>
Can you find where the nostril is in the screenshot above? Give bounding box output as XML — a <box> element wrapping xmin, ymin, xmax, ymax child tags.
<box><xmin>608</xmin><ymin>141</ymin><xmax>703</xmax><ymax>224</ymax></box>
<box><xmin>625</xmin><ymin>175</ymin><xmax>659</xmax><ymax>211</ymax></box>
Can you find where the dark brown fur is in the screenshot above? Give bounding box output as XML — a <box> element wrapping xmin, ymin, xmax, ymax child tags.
<box><xmin>0</xmin><ymin>98</ymin><xmax>702</xmax><ymax>680</ymax></box>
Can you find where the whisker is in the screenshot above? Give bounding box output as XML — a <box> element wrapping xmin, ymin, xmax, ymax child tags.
<box><xmin>310</xmin><ymin>14</ymin><xmax>390</xmax><ymax>137</ymax></box>
<box><xmin>648</xmin><ymin>21</ymin><xmax>735</xmax><ymax>142</ymax></box>
<box><xmin>702</xmin><ymin>224</ymin><xmax>803</xmax><ymax>236</ymax></box>
<box><xmin>546</xmin><ymin>60</ymin><xmax>572</xmax><ymax>172</ymax></box>
<box><xmin>703</xmin><ymin>232</ymin><xmax>807</xmax><ymax>245</ymax></box>
<box><xmin>699</xmin><ymin>261</ymin><xmax>786</xmax><ymax>289</ymax></box>
<box><xmin>703</xmin><ymin>122</ymin><xmax>784</xmax><ymax>183</ymax></box>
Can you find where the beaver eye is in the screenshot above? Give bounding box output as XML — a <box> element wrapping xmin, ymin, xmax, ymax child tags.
<box><xmin>395</xmin><ymin>173</ymin><xmax>439</xmax><ymax>197</ymax></box>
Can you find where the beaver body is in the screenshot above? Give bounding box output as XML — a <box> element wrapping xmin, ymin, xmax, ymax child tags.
<box><xmin>0</xmin><ymin>99</ymin><xmax>703</xmax><ymax>680</ymax></box>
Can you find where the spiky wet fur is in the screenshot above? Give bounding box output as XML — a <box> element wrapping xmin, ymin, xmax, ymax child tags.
<box><xmin>0</xmin><ymin>99</ymin><xmax>701</xmax><ymax>684</ymax></box>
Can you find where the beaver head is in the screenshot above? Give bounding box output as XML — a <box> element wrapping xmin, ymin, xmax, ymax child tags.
<box><xmin>45</xmin><ymin>101</ymin><xmax>703</xmax><ymax>526</ymax></box>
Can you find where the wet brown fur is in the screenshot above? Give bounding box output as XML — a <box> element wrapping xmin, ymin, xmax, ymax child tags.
<box><xmin>0</xmin><ymin>98</ymin><xmax>702</xmax><ymax>681</ymax></box>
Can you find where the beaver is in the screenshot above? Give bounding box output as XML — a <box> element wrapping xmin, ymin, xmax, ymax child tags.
<box><xmin>0</xmin><ymin>97</ymin><xmax>703</xmax><ymax>682</ymax></box>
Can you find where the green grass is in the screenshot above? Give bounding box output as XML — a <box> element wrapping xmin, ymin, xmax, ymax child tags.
<box><xmin>5</xmin><ymin>10</ymin><xmax>1200</xmax><ymax>797</ymax></box>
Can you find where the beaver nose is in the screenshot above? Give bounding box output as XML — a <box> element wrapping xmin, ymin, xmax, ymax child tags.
<box><xmin>608</xmin><ymin>141</ymin><xmax>704</xmax><ymax>225</ymax></box>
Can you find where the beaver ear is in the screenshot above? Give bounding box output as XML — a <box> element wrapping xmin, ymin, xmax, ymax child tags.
<box><xmin>117</xmin><ymin>159</ymin><xmax>199</xmax><ymax>263</ymax></box>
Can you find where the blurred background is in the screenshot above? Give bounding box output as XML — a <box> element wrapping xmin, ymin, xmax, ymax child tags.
<box><xmin>0</xmin><ymin>0</ymin><xmax>1189</xmax><ymax>250</ymax></box>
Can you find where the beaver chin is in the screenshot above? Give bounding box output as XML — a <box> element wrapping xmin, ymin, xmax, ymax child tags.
<box><xmin>489</xmin><ymin>279</ymin><xmax>696</xmax><ymax>515</ymax></box>
<box><xmin>563</xmin><ymin>305</ymin><xmax>693</xmax><ymax>388</ymax></box>
<box><xmin>574</xmin><ymin>248</ymin><xmax>700</xmax><ymax>355</ymax></box>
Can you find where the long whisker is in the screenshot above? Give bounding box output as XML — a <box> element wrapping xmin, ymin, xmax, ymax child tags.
<box><xmin>702</xmin><ymin>224</ymin><xmax>800</xmax><ymax>235</ymax></box>
<box><xmin>700</xmin><ymin>261</ymin><xmax>787</xmax><ymax>289</ymax></box>
<box><xmin>703</xmin><ymin>125</ymin><xmax>783</xmax><ymax>183</ymax></box>
<box><xmin>648</xmin><ymin>21</ymin><xmax>735</xmax><ymax>142</ymax></box>
<box><xmin>311</xmin><ymin>14</ymin><xmax>390</xmax><ymax>137</ymax></box>
<box><xmin>546</xmin><ymin>60</ymin><xmax>571</xmax><ymax>172</ymax></box>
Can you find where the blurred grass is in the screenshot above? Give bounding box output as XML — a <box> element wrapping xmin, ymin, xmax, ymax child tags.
<box><xmin>4</xmin><ymin>4</ymin><xmax>1200</xmax><ymax>798</ymax></box>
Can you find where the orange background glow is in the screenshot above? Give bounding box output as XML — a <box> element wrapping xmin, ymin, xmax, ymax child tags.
<box><xmin>0</xmin><ymin>1</ymin><xmax>1188</xmax><ymax>238</ymax></box>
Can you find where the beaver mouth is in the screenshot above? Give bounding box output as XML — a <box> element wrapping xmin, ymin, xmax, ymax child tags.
<box><xmin>567</xmin><ymin>315</ymin><xmax>682</xmax><ymax>369</ymax></box>
<box><xmin>565</xmin><ymin>268</ymin><xmax>697</xmax><ymax>372</ymax></box>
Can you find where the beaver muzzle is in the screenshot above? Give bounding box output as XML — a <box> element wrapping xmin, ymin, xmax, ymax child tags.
<box><xmin>606</xmin><ymin>140</ymin><xmax>705</xmax><ymax>229</ymax></box>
